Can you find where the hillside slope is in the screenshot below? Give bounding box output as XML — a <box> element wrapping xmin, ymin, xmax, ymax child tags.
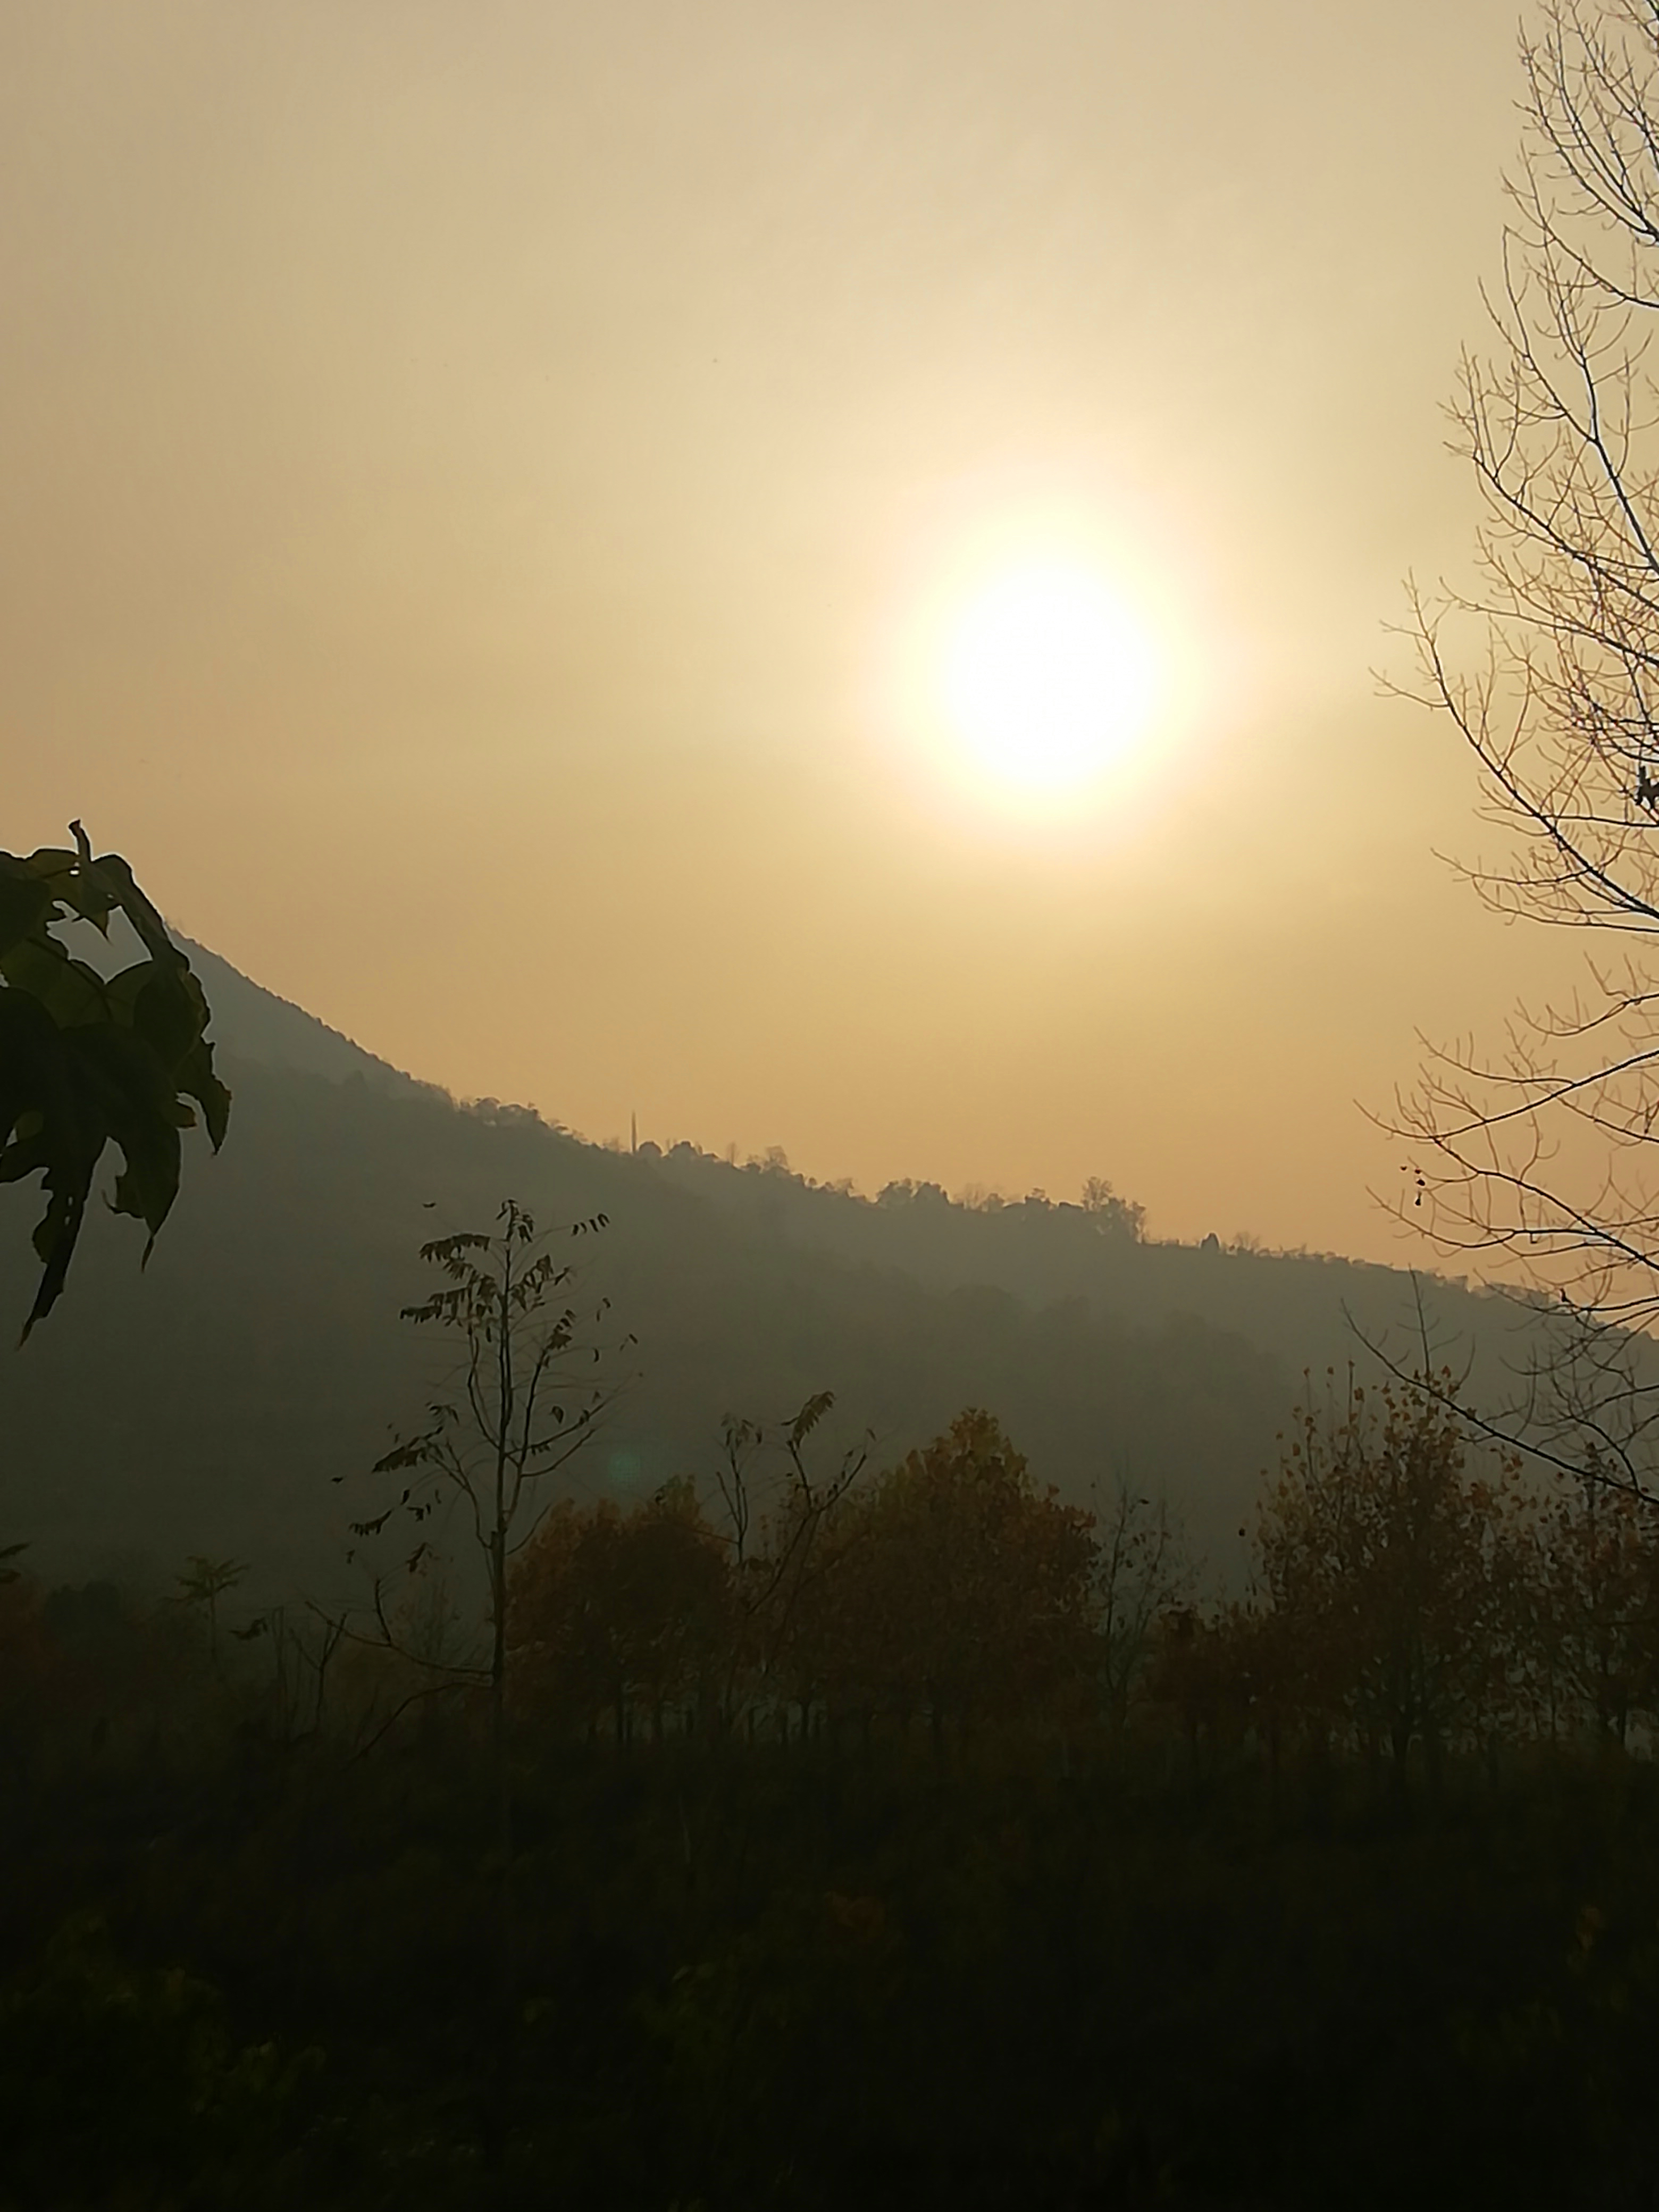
<box><xmin>0</xmin><ymin>944</ymin><xmax>1542</xmax><ymax>1598</ymax></box>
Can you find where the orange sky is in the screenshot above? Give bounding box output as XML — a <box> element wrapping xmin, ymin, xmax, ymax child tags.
<box><xmin>3</xmin><ymin>0</ymin><xmax>1586</xmax><ymax>1263</ymax></box>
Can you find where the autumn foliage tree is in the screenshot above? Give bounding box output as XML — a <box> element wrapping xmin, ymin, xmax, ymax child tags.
<box><xmin>814</xmin><ymin>1410</ymin><xmax>1097</xmax><ymax>1753</ymax></box>
<box><xmin>510</xmin><ymin>1478</ymin><xmax>730</xmax><ymax>1744</ymax></box>
<box><xmin>508</xmin><ymin>1409</ymin><xmax>1126</xmax><ymax>1761</ymax></box>
<box><xmin>1249</xmin><ymin>1372</ymin><xmax>1532</xmax><ymax>1779</ymax></box>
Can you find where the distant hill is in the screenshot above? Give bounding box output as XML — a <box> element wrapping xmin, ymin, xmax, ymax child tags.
<box><xmin>0</xmin><ymin>943</ymin><xmax>1543</xmax><ymax>1602</ymax></box>
<box><xmin>647</xmin><ymin>1146</ymin><xmax>1531</xmax><ymax>1396</ymax></box>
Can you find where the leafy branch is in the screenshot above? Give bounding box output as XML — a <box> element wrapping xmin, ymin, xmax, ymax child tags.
<box><xmin>0</xmin><ymin>822</ymin><xmax>229</xmax><ymax>1338</ymax></box>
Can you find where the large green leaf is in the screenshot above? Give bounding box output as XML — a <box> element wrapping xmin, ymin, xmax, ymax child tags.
<box><xmin>0</xmin><ymin>823</ymin><xmax>230</xmax><ymax>1339</ymax></box>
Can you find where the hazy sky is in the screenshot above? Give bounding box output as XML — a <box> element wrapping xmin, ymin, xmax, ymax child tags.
<box><xmin>3</xmin><ymin>0</ymin><xmax>1583</xmax><ymax>1262</ymax></box>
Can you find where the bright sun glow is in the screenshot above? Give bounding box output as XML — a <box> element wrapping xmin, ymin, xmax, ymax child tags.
<box><xmin>937</xmin><ymin>560</ymin><xmax>1159</xmax><ymax>797</ymax></box>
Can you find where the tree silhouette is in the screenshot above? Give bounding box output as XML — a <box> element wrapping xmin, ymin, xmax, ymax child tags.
<box><xmin>354</xmin><ymin>1200</ymin><xmax>631</xmax><ymax>1853</ymax></box>
<box><xmin>1392</xmin><ymin>1</ymin><xmax>1659</xmax><ymax>1499</ymax></box>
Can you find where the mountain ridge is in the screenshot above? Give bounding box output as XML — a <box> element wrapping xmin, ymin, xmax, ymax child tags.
<box><xmin>183</xmin><ymin>929</ymin><xmax>1505</xmax><ymax>1384</ymax></box>
<box><xmin>0</xmin><ymin>938</ymin><xmax>1544</xmax><ymax>1599</ymax></box>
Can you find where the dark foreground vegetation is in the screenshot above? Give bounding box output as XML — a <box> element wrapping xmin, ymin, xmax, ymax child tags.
<box><xmin>8</xmin><ymin>1392</ymin><xmax>1659</xmax><ymax>2210</ymax></box>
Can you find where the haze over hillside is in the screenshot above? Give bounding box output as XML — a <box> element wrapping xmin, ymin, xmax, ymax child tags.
<box><xmin>0</xmin><ymin>943</ymin><xmax>1541</xmax><ymax>1600</ymax></box>
<box><xmin>183</xmin><ymin>936</ymin><xmax>1527</xmax><ymax>1378</ymax></box>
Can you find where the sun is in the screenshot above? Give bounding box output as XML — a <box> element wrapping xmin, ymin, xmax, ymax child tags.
<box><xmin>867</xmin><ymin>499</ymin><xmax>1193</xmax><ymax>829</ymax></box>
<box><xmin>936</xmin><ymin>559</ymin><xmax>1159</xmax><ymax>798</ymax></box>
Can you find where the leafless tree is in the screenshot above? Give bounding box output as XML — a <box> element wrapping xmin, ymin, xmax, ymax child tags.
<box><xmin>710</xmin><ymin>1391</ymin><xmax>869</xmax><ymax>1734</ymax></box>
<box><xmin>1392</xmin><ymin>0</ymin><xmax>1659</xmax><ymax>1494</ymax></box>
<box><xmin>1088</xmin><ymin>1479</ymin><xmax>1193</xmax><ymax>1745</ymax></box>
